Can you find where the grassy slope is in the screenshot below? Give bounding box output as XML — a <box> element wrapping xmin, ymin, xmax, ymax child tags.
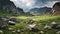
<box><xmin>0</xmin><ymin>10</ymin><xmax>14</xmax><ymax>17</ymax></box>
<box><xmin>0</xmin><ymin>11</ymin><xmax>60</xmax><ymax>34</ymax></box>
<box><xmin>15</xmin><ymin>16</ymin><xmax>60</xmax><ymax>34</ymax></box>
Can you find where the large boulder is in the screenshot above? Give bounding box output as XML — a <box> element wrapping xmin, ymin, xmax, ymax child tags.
<box><xmin>8</xmin><ymin>21</ymin><xmax>16</xmax><ymax>25</ymax></box>
<box><xmin>51</xmin><ymin>22</ymin><xmax>60</xmax><ymax>29</ymax></box>
<box><xmin>9</xmin><ymin>17</ymin><xmax>20</xmax><ymax>23</ymax></box>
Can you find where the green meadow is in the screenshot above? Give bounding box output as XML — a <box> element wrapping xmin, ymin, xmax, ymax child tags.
<box><xmin>0</xmin><ymin>15</ymin><xmax>60</xmax><ymax>34</ymax></box>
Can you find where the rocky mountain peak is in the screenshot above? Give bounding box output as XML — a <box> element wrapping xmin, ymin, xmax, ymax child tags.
<box><xmin>0</xmin><ymin>0</ymin><xmax>24</xmax><ymax>16</ymax></box>
<box><xmin>52</xmin><ymin>2</ymin><xmax>60</xmax><ymax>16</ymax></box>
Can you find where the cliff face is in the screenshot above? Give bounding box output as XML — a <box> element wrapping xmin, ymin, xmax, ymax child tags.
<box><xmin>0</xmin><ymin>0</ymin><xmax>24</xmax><ymax>16</ymax></box>
<box><xmin>0</xmin><ymin>0</ymin><xmax>16</xmax><ymax>9</ymax></box>
<box><xmin>52</xmin><ymin>2</ymin><xmax>60</xmax><ymax>16</ymax></box>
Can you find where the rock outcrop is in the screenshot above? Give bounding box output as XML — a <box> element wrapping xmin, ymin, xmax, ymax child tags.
<box><xmin>52</xmin><ymin>2</ymin><xmax>60</xmax><ymax>16</ymax></box>
<box><xmin>0</xmin><ymin>0</ymin><xmax>24</xmax><ymax>16</ymax></box>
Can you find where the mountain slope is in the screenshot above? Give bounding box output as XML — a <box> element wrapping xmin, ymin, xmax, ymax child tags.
<box><xmin>0</xmin><ymin>0</ymin><xmax>25</xmax><ymax>16</ymax></box>
<box><xmin>29</xmin><ymin>7</ymin><xmax>52</xmax><ymax>15</ymax></box>
<box><xmin>52</xmin><ymin>2</ymin><xmax>60</xmax><ymax>16</ymax></box>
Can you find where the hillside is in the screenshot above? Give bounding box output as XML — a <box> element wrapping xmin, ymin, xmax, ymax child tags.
<box><xmin>0</xmin><ymin>0</ymin><xmax>25</xmax><ymax>16</ymax></box>
<box><xmin>29</xmin><ymin>7</ymin><xmax>52</xmax><ymax>15</ymax></box>
<box><xmin>52</xmin><ymin>2</ymin><xmax>60</xmax><ymax>16</ymax></box>
<box><xmin>0</xmin><ymin>1</ymin><xmax>60</xmax><ymax>34</ymax></box>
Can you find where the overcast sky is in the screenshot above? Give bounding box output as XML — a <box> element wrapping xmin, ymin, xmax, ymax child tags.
<box><xmin>10</xmin><ymin>0</ymin><xmax>60</xmax><ymax>12</ymax></box>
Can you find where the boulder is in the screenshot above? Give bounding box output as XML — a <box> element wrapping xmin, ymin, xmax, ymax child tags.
<box><xmin>44</xmin><ymin>24</ymin><xmax>51</xmax><ymax>29</ymax></box>
<box><xmin>12</xmin><ymin>31</ymin><xmax>16</xmax><ymax>33</ymax></box>
<box><xmin>0</xmin><ymin>21</ymin><xmax>8</xmax><ymax>28</ymax></box>
<box><xmin>28</xmin><ymin>23</ymin><xmax>37</xmax><ymax>30</ymax></box>
<box><xmin>56</xmin><ymin>31</ymin><xmax>60</xmax><ymax>34</ymax></box>
<box><xmin>0</xmin><ymin>30</ymin><xmax>3</xmax><ymax>34</ymax></box>
<box><xmin>51</xmin><ymin>22</ymin><xmax>58</xmax><ymax>29</ymax></box>
<box><xmin>51</xmin><ymin>21</ymin><xmax>57</xmax><ymax>25</ymax></box>
<box><xmin>40</xmin><ymin>31</ymin><xmax>44</xmax><ymax>34</ymax></box>
<box><xmin>27</xmin><ymin>23</ymin><xmax>39</xmax><ymax>32</ymax></box>
<box><xmin>56</xmin><ymin>25</ymin><xmax>60</xmax><ymax>29</ymax></box>
<box><xmin>16</xmin><ymin>29</ymin><xmax>21</xmax><ymax>33</ymax></box>
<box><xmin>9</xmin><ymin>17</ymin><xmax>20</xmax><ymax>23</ymax></box>
<box><xmin>0</xmin><ymin>16</ymin><xmax>9</xmax><ymax>21</ymax></box>
<box><xmin>38</xmin><ymin>31</ymin><xmax>44</xmax><ymax>34</ymax></box>
<box><xmin>8</xmin><ymin>28</ymin><xmax>14</xmax><ymax>31</ymax></box>
<box><xmin>8</xmin><ymin>21</ymin><xmax>16</xmax><ymax>25</ymax></box>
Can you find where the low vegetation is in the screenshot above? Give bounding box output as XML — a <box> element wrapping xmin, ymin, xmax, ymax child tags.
<box><xmin>0</xmin><ymin>15</ymin><xmax>60</xmax><ymax>34</ymax></box>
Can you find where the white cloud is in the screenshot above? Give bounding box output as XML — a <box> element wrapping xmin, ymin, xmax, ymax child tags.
<box><xmin>10</xmin><ymin>0</ymin><xmax>17</xmax><ymax>1</ymax></box>
<box><xmin>43</xmin><ymin>1</ymin><xmax>58</xmax><ymax>7</ymax></box>
<box><xmin>10</xmin><ymin>0</ymin><xmax>60</xmax><ymax>11</ymax></box>
<box><xmin>19</xmin><ymin>0</ymin><xmax>36</xmax><ymax>7</ymax></box>
<box><xmin>10</xmin><ymin>0</ymin><xmax>36</xmax><ymax>8</ymax></box>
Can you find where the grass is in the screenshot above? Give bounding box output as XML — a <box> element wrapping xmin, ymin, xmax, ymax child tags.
<box><xmin>0</xmin><ymin>12</ymin><xmax>60</xmax><ymax>34</ymax></box>
<box><xmin>16</xmin><ymin>16</ymin><xmax>60</xmax><ymax>34</ymax></box>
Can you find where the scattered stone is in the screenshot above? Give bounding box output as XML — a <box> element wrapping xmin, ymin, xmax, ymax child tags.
<box><xmin>16</xmin><ymin>29</ymin><xmax>21</xmax><ymax>33</ymax></box>
<box><xmin>50</xmin><ymin>22</ymin><xmax>60</xmax><ymax>29</ymax></box>
<box><xmin>8</xmin><ymin>21</ymin><xmax>16</xmax><ymax>25</ymax></box>
<box><xmin>44</xmin><ymin>24</ymin><xmax>51</xmax><ymax>29</ymax></box>
<box><xmin>28</xmin><ymin>23</ymin><xmax>37</xmax><ymax>30</ymax></box>
<box><xmin>0</xmin><ymin>30</ymin><xmax>3</xmax><ymax>34</ymax></box>
<box><xmin>27</xmin><ymin>23</ymin><xmax>39</xmax><ymax>32</ymax></box>
<box><xmin>51</xmin><ymin>21</ymin><xmax>57</xmax><ymax>25</ymax></box>
<box><xmin>9</xmin><ymin>17</ymin><xmax>20</xmax><ymax>23</ymax></box>
<box><xmin>0</xmin><ymin>21</ymin><xmax>8</xmax><ymax>28</ymax></box>
<box><xmin>12</xmin><ymin>31</ymin><xmax>16</xmax><ymax>33</ymax></box>
<box><xmin>8</xmin><ymin>28</ymin><xmax>14</xmax><ymax>31</ymax></box>
<box><xmin>56</xmin><ymin>25</ymin><xmax>60</xmax><ymax>29</ymax></box>
<box><xmin>38</xmin><ymin>31</ymin><xmax>44</xmax><ymax>34</ymax></box>
<box><xmin>1</xmin><ymin>16</ymin><xmax>9</xmax><ymax>21</ymax></box>
<box><xmin>51</xmin><ymin>21</ymin><xmax>58</xmax><ymax>29</ymax></box>
<box><xmin>31</xmin><ymin>28</ymin><xmax>39</xmax><ymax>32</ymax></box>
<box><xmin>1</xmin><ymin>18</ymin><xmax>7</xmax><ymax>21</ymax></box>
<box><xmin>56</xmin><ymin>31</ymin><xmax>60</xmax><ymax>34</ymax></box>
<box><xmin>1</xmin><ymin>25</ymin><xmax>8</xmax><ymax>28</ymax></box>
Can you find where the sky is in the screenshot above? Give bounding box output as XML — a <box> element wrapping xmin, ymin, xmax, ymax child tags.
<box><xmin>10</xmin><ymin>0</ymin><xmax>60</xmax><ymax>12</ymax></box>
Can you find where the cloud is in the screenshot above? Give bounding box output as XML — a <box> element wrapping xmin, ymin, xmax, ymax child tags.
<box><xmin>10</xmin><ymin>0</ymin><xmax>17</xmax><ymax>1</ymax></box>
<box><xmin>35</xmin><ymin>1</ymin><xmax>58</xmax><ymax>8</ymax></box>
<box><xmin>19</xmin><ymin>0</ymin><xmax>36</xmax><ymax>7</ymax></box>
<box><xmin>10</xmin><ymin>0</ymin><xmax>60</xmax><ymax>11</ymax></box>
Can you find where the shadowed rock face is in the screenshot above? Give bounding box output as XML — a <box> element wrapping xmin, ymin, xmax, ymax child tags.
<box><xmin>0</xmin><ymin>0</ymin><xmax>24</xmax><ymax>16</ymax></box>
<box><xmin>0</xmin><ymin>0</ymin><xmax>17</xmax><ymax>13</ymax></box>
<box><xmin>52</xmin><ymin>2</ymin><xmax>60</xmax><ymax>16</ymax></box>
<box><xmin>53</xmin><ymin>2</ymin><xmax>60</xmax><ymax>11</ymax></box>
<box><xmin>0</xmin><ymin>0</ymin><xmax>16</xmax><ymax>10</ymax></box>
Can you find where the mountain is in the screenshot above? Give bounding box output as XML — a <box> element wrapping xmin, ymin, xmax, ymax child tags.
<box><xmin>29</xmin><ymin>7</ymin><xmax>52</xmax><ymax>15</ymax></box>
<box><xmin>0</xmin><ymin>0</ymin><xmax>25</xmax><ymax>16</ymax></box>
<box><xmin>52</xmin><ymin>2</ymin><xmax>60</xmax><ymax>16</ymax></box>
